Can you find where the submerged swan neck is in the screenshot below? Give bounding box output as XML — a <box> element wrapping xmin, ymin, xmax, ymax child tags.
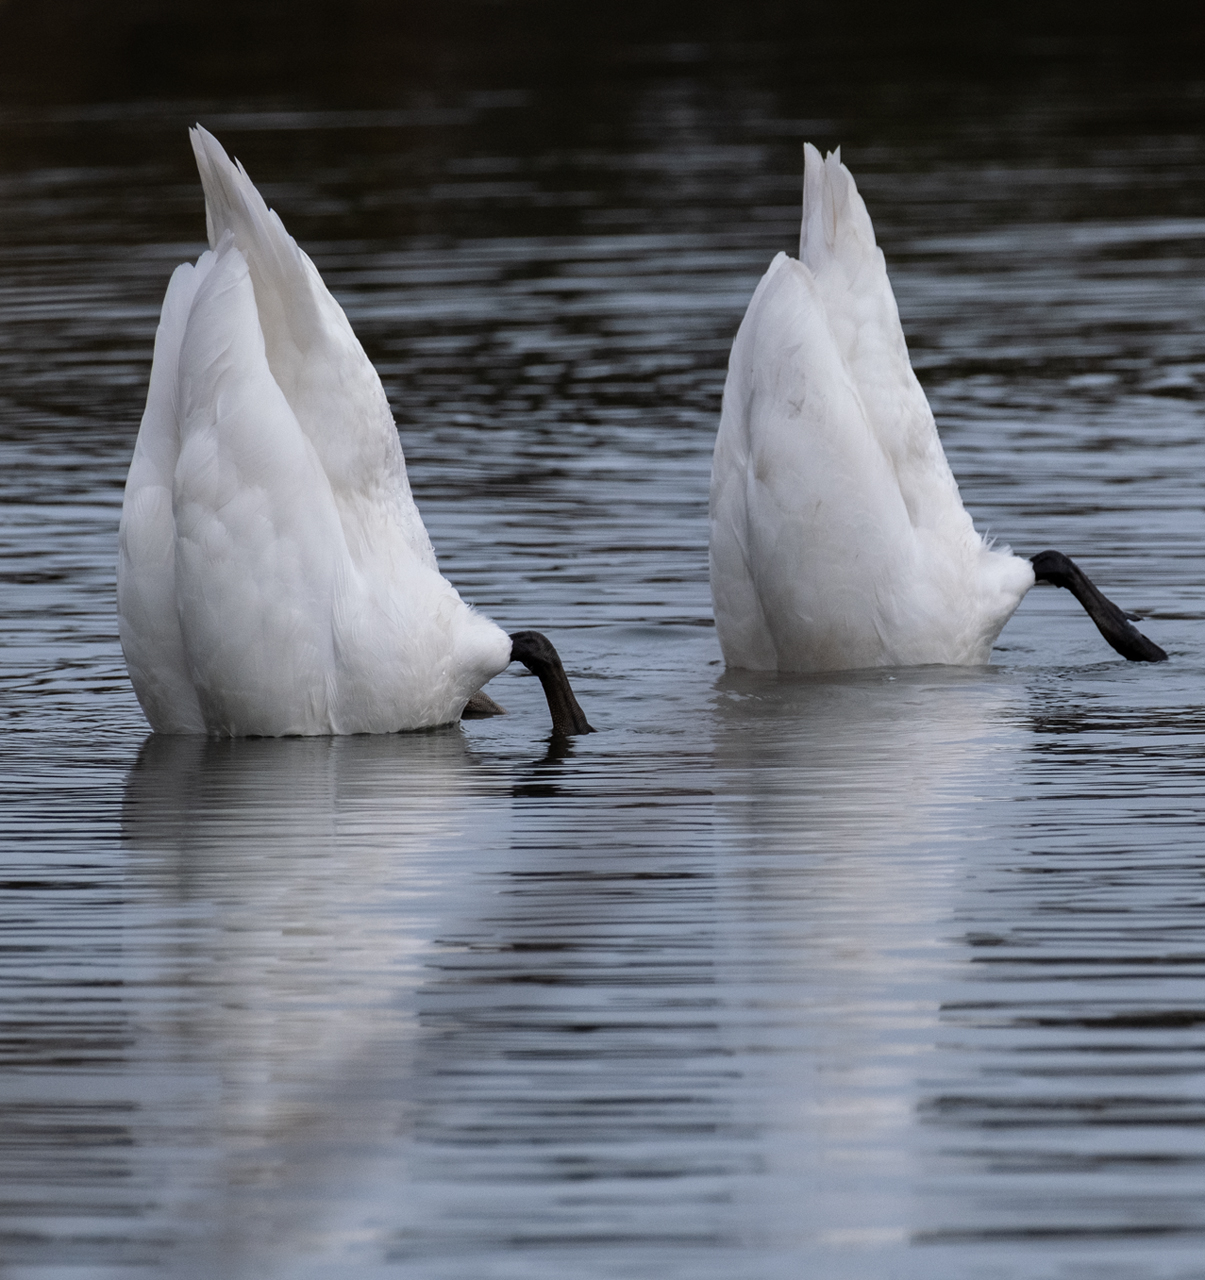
<box><xmin>509</xmin><ymin>631</ymin><xmax>595</xmax><ymax>736</ymax></box>
<box><xmin>1030</xmin><ymin>550</ymin><xmax>1167</xmax><ymax>663</ymax></box>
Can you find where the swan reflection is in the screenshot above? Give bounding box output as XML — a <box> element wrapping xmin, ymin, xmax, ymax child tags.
<box><xmin>705</xmin><ymin>666</ymin><xmax>1029</xmax><ymax>1255</ymax></box>
<box><xmin>710</xmin><ymin>664</ymin><xmax>1025</xmax><ymax>851</ymax></box>
<box><xmin>120</xmin><ymin>728</ymin><xmax>513</xmax><ymax>1276</ymax></box>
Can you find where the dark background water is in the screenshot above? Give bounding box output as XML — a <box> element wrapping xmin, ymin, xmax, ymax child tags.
<box><xmin>3</xmin><ymin>4</ymin><xmax>1205</xmax><ymax>1277</ymax></box>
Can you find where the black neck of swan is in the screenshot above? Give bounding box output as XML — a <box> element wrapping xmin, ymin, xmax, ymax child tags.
<box><xmin>509</xmin><ymin>631</ymin><xmax>595</xmax><ymax>735</ymax></box>
<box><xmin>1030</xmin><ymin>551</ymin><xmax>1167</xmax><ymax>663</ymax></box>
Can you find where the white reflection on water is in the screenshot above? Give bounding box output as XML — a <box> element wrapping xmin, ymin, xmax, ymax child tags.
<box><xmin>705</xmin><ymin>670</ymin><xmax>1027</xmax><ymax>1269</ymax></box>
<box><xmin>117</xmin><ymin>730</ymin><xmax>516</xmax><ymax>1275</ymax></box>
<box><xmin>99</xmin><ymin>669</ymin><xmax>1041</xmax><ymax>1278</ymax></box>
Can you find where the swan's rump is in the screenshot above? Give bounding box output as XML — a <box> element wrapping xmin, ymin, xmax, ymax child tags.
<box><xmin>710</xmin><ymin>148</ymin><xmax>1033</xmax><ymax>673</ymax></box>
<box><xmin>118</xmin><ymin>132</ymin><xmax>511</xmax><ymax>736</ymax></box>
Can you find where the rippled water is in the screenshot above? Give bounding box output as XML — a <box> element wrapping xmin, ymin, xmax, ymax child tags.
<box><xmin>3</xmin><ymin>11</ymin><xmax>1205</xmax><ymax>1278</ymax></box>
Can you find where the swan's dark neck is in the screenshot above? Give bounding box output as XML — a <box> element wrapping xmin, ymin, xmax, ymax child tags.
<box><xmin>1030</xmin><ymin>551</ymin><xmax>1167</xmax><ymax>663</ymax></box>
<box><xmin>509</xmin><ymin>630</ymin><xmax>595</xmax><ymax>735</ymax></box>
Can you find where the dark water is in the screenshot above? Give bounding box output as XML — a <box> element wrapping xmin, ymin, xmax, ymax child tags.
<box><xmin>3</xmin><ymin>7</ymin><xmax>1205</xmax><ymax>1277</ymax></box>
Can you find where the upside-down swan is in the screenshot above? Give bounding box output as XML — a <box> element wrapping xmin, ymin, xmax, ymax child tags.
<box><xmin>118</xmin><ymin>127</ymin><xmax>592</xmax><ymax>737</ymax></box>
<box><xmin>710</xmin><ymin>143</ymin><xmax>1166</xmax><ymax>672</ymax></box>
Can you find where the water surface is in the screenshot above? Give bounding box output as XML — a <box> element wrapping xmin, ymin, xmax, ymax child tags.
<box><xmin>2</xmin><ymin>12</ymin><xmax>1205</xmax><ymax>1278</ymax></box>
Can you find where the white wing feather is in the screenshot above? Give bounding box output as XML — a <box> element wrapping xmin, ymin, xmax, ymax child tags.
<box><xmin>118</xmin><ymin>131</ymin><xmax>511</xmax><ymax>735</ymax></box>
<box><xmin>710</xmin><ymin>145</ymin><xmax>1033</xmax><ymax>672</ymax></box>
<box><xmin>172</xmin><ymin>235</ymin><xmax>344</xmax><ymax>736</ymax></box>
<box><xmin>188</xmin><ymin>126</ymin><xmax>436</xmax><ymax>574</ymax></box>
<box><xmin>117</xmin><ymin>257</ymin><xmax>214</xmax><ymax>732</ymax></box>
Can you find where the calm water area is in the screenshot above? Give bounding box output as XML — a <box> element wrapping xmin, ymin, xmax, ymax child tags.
<box><xmin>3</xmin><ymin>6</ymin><xmax>1205</xmax><ymax>1277</ymax></box>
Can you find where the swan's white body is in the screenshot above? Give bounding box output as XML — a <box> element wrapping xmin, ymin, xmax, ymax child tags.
<box><xmin>118</xmin><ymin>128</ymin><xmax>510</xmax><ymax>735</ymax></box>
<box><xmin>710</xmin><ymin>145</ymin><xmax>1035</xmax><ymax>672</ymax></box>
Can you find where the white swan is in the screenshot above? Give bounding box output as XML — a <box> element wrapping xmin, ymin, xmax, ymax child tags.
<box><xmin>118</xmin><ymin>127</ymin><xmax>592</xmax><ymax>737</ymax></box>
<box><xmin>710</xmin><ymin>143</ymin><xmax>1165</xmax><ymax>672</ymax></box>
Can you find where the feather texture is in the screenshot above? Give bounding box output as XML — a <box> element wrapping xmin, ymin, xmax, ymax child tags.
<box><xmin>710</xmin><ymin>144</ymin><xmax>1034</xmax><ymax>672</ymax></box>
<box><xmin>118</xmin><ymin>128</ymin><xmax>510</xmax><ymax>735</ymax></box>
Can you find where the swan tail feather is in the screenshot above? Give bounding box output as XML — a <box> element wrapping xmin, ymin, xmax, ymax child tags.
<box><xmin>188</xmin><ymin>125</ymin><xmax>438</xmax><ymax>571</ymax></box>
<box><xmin>711</xmin><ymin>148</ymin><xmax>1031</xmax><ymax>672</ymax></box>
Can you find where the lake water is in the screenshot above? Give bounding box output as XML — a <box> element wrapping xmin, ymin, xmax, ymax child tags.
<box><xmin>3</xmin><ymin>9</ymin><xmax>1205</xmax><ymax>1278</ymax></box>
